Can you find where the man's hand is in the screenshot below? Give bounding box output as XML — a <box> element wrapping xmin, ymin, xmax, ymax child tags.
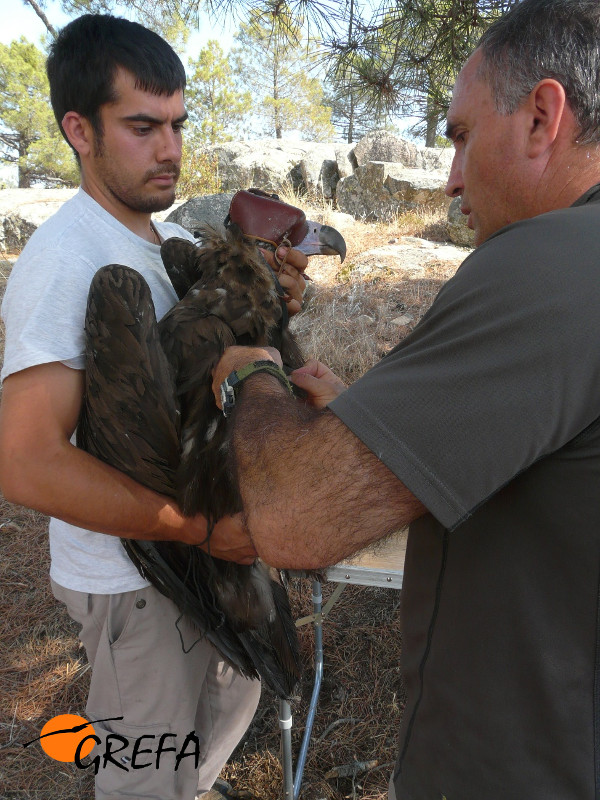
<box><xmin>212</xmin><ymin>345</ymin><xmax>283</xmax><ymax>409</ymax></box>
<box><xmin>260</xmin><ymin>245</ymin><xmax>308</xmax><ymax>316</ymax></box>
<box><xmin>185</xmin><ymin>512</ymin><xmax>257</xmax><ymax>564</ymax></box>
<box><xmin>291</xmin><ymin>359</ymin><xmax>348</xmax><ymax>409</ymax></box>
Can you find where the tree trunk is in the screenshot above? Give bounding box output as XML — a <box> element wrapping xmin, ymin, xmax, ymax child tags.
<box><xmin>346</xmin><ymin>0</ymin><xmax>355</xmax><ymax>144</ymax></box>
<box><xmin>17</xmin><ymin>134</ymin><xmax>31</xmax><ymax>188</ymax></box>
<box><xmin>23</xmin><ymin>0</ymin><xmax>57</xmax><ymax>37</ymax></box>
<box><xmin>273</xmin><ymin>63</ymin><xmax>282</xmax><ymax>139</ymax></box>
<box><xmin>347</xmin><ymin>92</ymin><xmax>354</xmax><ymax>144</ymax></box>
<box><xmin>425</xmin><ymin>115</ymin><xmax>438</xmax><ymax>147</ymax></box>
<box><xmin>425</xmin><ymin>89</ymin><xmax>440</xmax><ymax>147</ymax></box>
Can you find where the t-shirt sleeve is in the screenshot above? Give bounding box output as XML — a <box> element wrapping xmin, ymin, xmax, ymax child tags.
<box><xmin>329</xmin><ymin>210</ymin><xmax>600</xmax><ymax>530</ymax></box>
<box><xmin>1</xmin><ymin>246</ymin><xmax>97</xmax><ymax>381</ymax></box>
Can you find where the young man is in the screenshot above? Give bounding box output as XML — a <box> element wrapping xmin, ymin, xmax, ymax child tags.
<box><xmin>0</xmin><ymin>14</ymin><xmax>305</xmax><ymax>800</ymax></box>
<box><xmin>213</xmin><ymin>0</ymin><xmax>600</xmax><ymax>796</ymax></box>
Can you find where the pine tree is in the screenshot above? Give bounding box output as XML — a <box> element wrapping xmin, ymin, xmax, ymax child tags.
<box><xmin>232</xmin><ymin>6</ymin><xmax>334</xmax><ymax>141</ymax></box>
<box><xmin>323</xmin><ymin>0</ymin><xmax>519</xmax><ymax>144</ymax></box>
<box><xmin>0</xmin><ymin>38</ymin><xmax>78</xmax><ymax>187</ymax></box>
<box><xmin>186</xmin><ymin>40</ymin><xmax>251</xmax><ymax>144</ymax></box>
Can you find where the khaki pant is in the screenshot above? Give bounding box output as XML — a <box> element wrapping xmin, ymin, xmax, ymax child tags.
<box><xmin>52</xmin><ymin>580</ymin><xmax>261</xmax><ymax>800</ymax></box>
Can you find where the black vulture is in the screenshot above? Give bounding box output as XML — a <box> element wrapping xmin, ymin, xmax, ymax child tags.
<box><xmin>77</xmin><ymin>189</ymin><xmax>346</xmax><ymax>699</ymax></box>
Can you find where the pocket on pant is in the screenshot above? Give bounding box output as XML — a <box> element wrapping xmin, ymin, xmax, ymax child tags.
<box><xmin>104</xmin><ymin>590</ymin><xmax>139</xmax><ymax>647</ymax></box>
<box><xmin>93</xmin><ymin>718</ymin><xmax>194</xmax><ymax>800</ymax></box>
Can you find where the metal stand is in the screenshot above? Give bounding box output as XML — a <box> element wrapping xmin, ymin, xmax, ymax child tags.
<box><xmin>280</xmin><ymin>579</ymin><xmax>324</xmax><ymax>799</ymax></box>
<box><xmin>279</xmin><ymin>530</ymin><xmax>407</xmax><ymax>799</ymax></box>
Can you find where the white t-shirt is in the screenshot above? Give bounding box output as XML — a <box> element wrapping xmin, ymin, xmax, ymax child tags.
<box><xmin>1</xmin><ymin>188</ymin><xmax>195</xmax><ymax>593</ymax></box>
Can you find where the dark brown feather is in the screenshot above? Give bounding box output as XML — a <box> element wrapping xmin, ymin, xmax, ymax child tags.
<box><xmin>77</xmin><ymin>225</ymin><xmax>306</xmax><ymax>698</ymax></box>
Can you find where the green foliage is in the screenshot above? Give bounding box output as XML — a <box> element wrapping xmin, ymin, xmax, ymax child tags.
<box><xmin>60</xmin><ymin>0</ymin><xmax>192</xmax><ymax>53</ymax></box>
<box><xmin>14</xmin><ymin>0</ymin><xmax>519</xmax><ymax>155</ymax></box>
<box><xmin>324</xmin><ymin>0</ymin><xmax>519</xmax><ymax>144</ymax></box>
<box><xmin>232</xmin><ymin>6</ymin><xmax>335</xmax><ymax>141</ymax></box>
<box><xmin>324</xmin><ymin>2</ymin><xmax>401</xmax><ymax>143</ymax></box>
<box><xmin>176</xmin><ymin>134</ymin><xmax>222</xmax><ymax>199</ymax></box>
<box><xmin>0</xmin><ymin>38</ymin><xmax>78</xmax><ymax>187</ymax></box>
<box><xmin>186</xmin><ymin>40</ymin><xmax>251</xmax><ymax>144</ymax></box>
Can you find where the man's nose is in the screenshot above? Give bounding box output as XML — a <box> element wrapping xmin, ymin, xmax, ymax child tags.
<box><xmin>158</xmin><ymin>127</ymin><xmax>181</xmax><ymax>162</ymax></box>
<box><xmin>445</xmin><ymin>153</ymin><xmax>463</xmax><ymax>198</ymax></box>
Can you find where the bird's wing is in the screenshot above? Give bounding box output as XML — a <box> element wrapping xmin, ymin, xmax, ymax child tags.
<box><xmin>77</xmin><ymin>265</ymin><xmax>180</xmax><ymax>496</ymax></box>
<box><xmin>77</xmin><ymin>264</ymin><xmax>303</xmax><ymax>699</ymax></box>
<box><xmin>158</xmin><ymin>299</ymin><xmax>236</xmax><ymax>396</ymax></box>
<box><xmin>160</xmin><ymin>236</ymin><xmax>203</xmax><ymax>300</ymax></box>
<box><xmin>158</xmin><ymin>297</ymin><xmax>237</xmax><ymax>518</ymax></box>
<box><xmin>123</xmin><ymin>541</ymin><xmax>301</xmax><ymax>695</ymax></box>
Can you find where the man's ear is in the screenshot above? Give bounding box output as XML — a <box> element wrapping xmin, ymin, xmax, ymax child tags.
<box><xmin>525</xmin><ymin>79</ymin><xmax>567</xmax><ymax>159</ymax></box>
<box><xmin>61</xmin><ymin>112</ymin><xmax>94</xmax><ymax>158</ymax></box>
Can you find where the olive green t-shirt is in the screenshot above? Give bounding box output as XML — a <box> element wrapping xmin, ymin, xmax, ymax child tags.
<box><xmin>330</xmin><ymin>184</ymin><xmax>600</xmax><ymax>798</ymax></box>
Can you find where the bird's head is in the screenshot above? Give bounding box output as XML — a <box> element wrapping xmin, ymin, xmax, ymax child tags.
<box><xmin>227</xmin><ymin>188</ymin><xmax>346</xmax><ymax>263</ymax></box>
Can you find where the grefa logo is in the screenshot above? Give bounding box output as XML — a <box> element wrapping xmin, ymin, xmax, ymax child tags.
<box><xmin>24</xmin><ymin>714</ymin><xmax>201</xmax><ymax>774</ymax></box>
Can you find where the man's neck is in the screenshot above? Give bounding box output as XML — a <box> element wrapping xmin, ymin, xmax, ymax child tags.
<box><xmin>535</xmin><ymin>142</ymin><xmax>600</xmax><ymax>216</ymax></box>
<box><xmin>80</xmin><ymin>178</ymin><xmax>156</xmax><ymax>243</ymax></box>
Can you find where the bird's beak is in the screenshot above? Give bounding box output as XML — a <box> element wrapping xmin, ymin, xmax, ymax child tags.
<box><xmin>295</xmin><ymin>221</ymin><xmax>346</xmax><ymax>262</ymax></box>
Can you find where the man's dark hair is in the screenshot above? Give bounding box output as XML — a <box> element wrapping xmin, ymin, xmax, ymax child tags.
<box><xmin>477</xmin><ymin>0</ymin><xmax>600</xmax><ymax>144</ymax></box>
<box><xmin>46</xmin><ymin>14</ymin><xmax>186</xmax><ymax>152</ymax></box>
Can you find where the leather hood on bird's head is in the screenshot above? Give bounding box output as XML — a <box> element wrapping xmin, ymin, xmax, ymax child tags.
<box><xmin>228</xmin><ymin>188</ymin><xmax>308</xmax><ymax>248</ymax></box>
<box><xmin>227</xmin><ymin>188</ymin><xmax>346</xmax><ymax>261</ymax></box>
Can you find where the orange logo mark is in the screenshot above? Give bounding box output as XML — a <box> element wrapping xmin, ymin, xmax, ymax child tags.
<box><xmin>39</xmin><ymin>714</ymin><xmax>96</xmax><ymax>762</ymax></box>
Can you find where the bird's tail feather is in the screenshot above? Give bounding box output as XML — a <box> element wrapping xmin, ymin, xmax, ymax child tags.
<box><xmin>123</xmin><ymin>539</ymin><xmax>301</xmax><ymax>697</ymax></box>
<box><xmin>240</xmin><ymin>581</ymin><xmax>302</xmax><ymax>698</ymax></box>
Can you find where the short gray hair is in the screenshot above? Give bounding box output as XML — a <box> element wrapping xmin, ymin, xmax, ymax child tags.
<box><xmin>477</xmin><ymin>0</ymin><xmax>600</xmax><ymax>144</ymax></box>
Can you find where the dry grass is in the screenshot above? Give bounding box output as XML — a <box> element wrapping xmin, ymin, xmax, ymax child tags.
<box><xmin>0</xmin><ymin>210</ymin><xmax>464</xmax><ymax>800</ymax></box>
<box><xmin>292</xmin><ymin>263</ymin><xmax>451</xmax><ymax>385</ymax></box>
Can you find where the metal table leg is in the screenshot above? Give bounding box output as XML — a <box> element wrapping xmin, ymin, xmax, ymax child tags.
<box><xmin>280</xmin><ymin>531</ymin><xmax>406</xmax><ymax>798</ymax></box>
<box><xmin>280</xmin><ymin>578</ymin><xmax>325</xmax><ymax>799</ymax></box>
<box><xmin>279</xmin><ymin>698</ymin><xmax>294</xmax><ymax>799</ymax></box>
<box><xmin>292</xmin><ymin>579</ymin><xmax>324</xmax><ymax>799</ymax></box>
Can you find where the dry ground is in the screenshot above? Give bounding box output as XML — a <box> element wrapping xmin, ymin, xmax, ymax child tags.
<box><xmin>0</xmin><ymin>209</ymin><xmax>466</xmax><ymax>800</ymax></box>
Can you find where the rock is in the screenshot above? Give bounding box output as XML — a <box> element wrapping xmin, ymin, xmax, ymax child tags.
<box><xmin>0</xmin><ymin>187</ymin><xmax>77</xmax><ymax>252</ymax></box>
<box><xmin>183</xmin><ymin>134</ymin><xmax>450</xmax><ymax>207</ymax></box>
<box><xmin>391</xmin><ymin>314</ymin><xmax>414</xmax><ymax>326</ymax></box>
<box><xmin>349</xmin><ymin>237</ymin><xmax>467</xmax><ymax>278</ymax></box>
<box><xmin>205</xmin><ymin>139</ymin><xmax>353</xmax><ymax>196</ymax></box>
<box><xmin>303</xmin><ymin>209</ymin><xmax>355</xmax><ymax>231</ymax></box>
<box><xmin>165</xmin><ymin>192</ymin><xmax>235</xmax><ymax>234</ymax></box>
<box><xmin>353</xmin><ymin>130</ymin><xmax>419</xmax><ymax>168</ymax></box>
<box><xmin>336</xmin><ymin>162</ymin><xmax>451</xmax><ymax>222</ymax></box>
<box><xmin>447</xmin><ymin>196</ymin><xmax>475</xmax><ymax>247</ymax></box>
<box><xmin>384</xmin><ymin>167</ymin><xmax>451</xmax><ymax>211</ymax></box>
<box><xmin>414</xmin><ymin>146</ymin><xmax>454</xmax><ymax>176</ymax></box>
<box><xmin>356</xmin><ymin>314</ymin><xmax>376</xmax><ymax>325</ymax></box>
<box><xmin>299</xmin><ymin>156</ymin><xmax>338</xmax><ymax>200</ymax></box>
<box><xmin>334</xmin><ymin>145</ymin><xmax>356</xmax><ymax>179</ymax></box>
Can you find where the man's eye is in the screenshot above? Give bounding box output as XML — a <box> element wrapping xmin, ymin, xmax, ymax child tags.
<box><xmin>173</xmin><ymin>123</ymin><xmax>186</xmax><ymax>133</ymax></box>
<box><xmin>133</xmin><ymin>126</ymin><xmax>152</xmax><ymax>135</ymax></box>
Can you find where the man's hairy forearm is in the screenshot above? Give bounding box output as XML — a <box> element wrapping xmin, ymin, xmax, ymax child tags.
<box><xmin>231</xmin><ymin>376</ymin><xmax>426</xmax><ymax>570</ymax></box>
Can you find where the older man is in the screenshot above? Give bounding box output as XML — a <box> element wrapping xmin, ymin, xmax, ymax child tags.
<box><xmin>214</xmin><ymin>1</ymin><xmax>600</xmax><ymax>797</ymax></box>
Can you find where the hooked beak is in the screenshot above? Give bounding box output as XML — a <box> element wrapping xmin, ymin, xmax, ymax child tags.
<box><xmin>295</xmin><ymin>221</ymin><xmax>346</xmax><ymax>262</ymax></box>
